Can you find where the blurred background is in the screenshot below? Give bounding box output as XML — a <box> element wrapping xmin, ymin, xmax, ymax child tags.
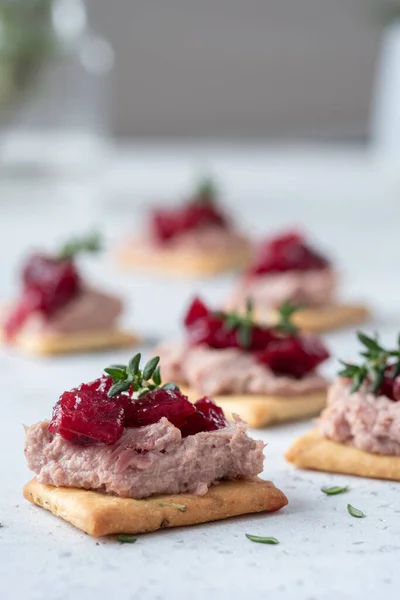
<box><xmin>2</xmin><ymin>1</ymin><xmax>400</xmax><ymax>150</ymax></box>
<box><xmin>0</xmin><ymin>0</ymin><xmax>399</xmax><ymax>326</ymax></box>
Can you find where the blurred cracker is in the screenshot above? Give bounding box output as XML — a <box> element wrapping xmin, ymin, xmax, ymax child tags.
<box><xmin>285</xmin><ymin>428</ymin><xmax>400</xmax><ymax>481</ymax></box>
<box><xmin>181</xmin><ymin>386</ymin><xmax>327</xmax><ymax>428</ymax></box>
<box><xmin>116</xmin><ymin>242</ymin><xmax>252</xmax><ymax>276</ymax></box>
<box><xmin>11</xmin><ymin>328</ymin><xmax>138</xmax><ymax>356</ymax></box>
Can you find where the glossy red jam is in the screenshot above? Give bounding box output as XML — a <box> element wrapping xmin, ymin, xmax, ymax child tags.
<box><xmin>184</xmin><ymin>297</ymin><xmax>329</xmax><ymax>379</ymax></box>
<box><xmin>49</xmin><ymin>377</ymin><xmax>229</xmax><ymax>445</ymax></box>
<box><xmin>373</xmin><ymin>366</ymin><xmax>400</xmax><ymax>402</ymax></box>
<box><xmin>4</xmin><ymin>254</ymin><xmax>81</xmax><ymax>340</ymax></box>
<box><xmin>150</xmin><ymin>198</ymin><xmax>227</xmax><ymax>243</ymax></box>
<box><xmin>246</xmin><ymin>231</ymin><xmax>330</xmax><ymax>276</ymax></box>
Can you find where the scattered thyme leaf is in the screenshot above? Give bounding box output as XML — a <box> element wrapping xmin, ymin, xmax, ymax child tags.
<box><xmin>245</xmin><ymin>534</ymin><xmax>279</xmax><ymax>545</ymax></box>
<box><xmin>347</xmin><ymin>504</ymin><xmax>365</xmax><ymax>518</ymax></box>
<box><xmin>116</xmin><ymin>535</ymin><xmax>137</xmax><ymax>544</ymax></box>
<box><xmin>321</xmin><ymin>486</ymin><xmax>349</xmax><ymax>496</ymax></box>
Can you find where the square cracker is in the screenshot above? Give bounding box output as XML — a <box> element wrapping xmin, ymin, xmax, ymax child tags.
<box><xmin>23</xmin><ymin>477</ymin><xmax>288</xmax><ymax>537</ymax></box>
<box><xmin>266</xmin><ymin>303</ymin><xmax>370</xmax><ymax>333</ymax></box>
<box><xmin>285</xmin><ymin>428</ymin><xmax>400</xmax><ymax>481</ymax></box>
<box><xmin>8</xmin><ymin>328</ymin><xmax>138</xmax><ymax>356</ymax></box>
<box><xmin>116</xmin><ymin>242</ymin><xmax>252</xmax><ymax>276</ymax></box>
<box><xmin>180</xmin><ymin>386</ymin><xmax>327</xmax><ymax>428</ymax></box>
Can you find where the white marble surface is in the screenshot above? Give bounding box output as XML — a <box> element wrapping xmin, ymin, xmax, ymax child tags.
<box><xmin>1</xmin><ymin>145</ymin><xmax>400</xmax><ymax>600</ymax></box>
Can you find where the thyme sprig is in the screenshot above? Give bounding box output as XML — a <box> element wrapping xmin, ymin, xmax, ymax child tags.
<box><xmin>105</xmin><ymin>353</ymin><xmax>179</xmax><ymax>398</ymax></box>
<box><xmin>338</xmin><ymin>331</ymin><xmax>400</xmax><ymax>394</ymax></box>
<box><xmin>195</xmin><ymin>176</ymin><xmax>217</xmax><ymax>203</ymax></box>
<box><xmin>221</xmin><ymin>297</ymin><xmax>254</xmax><ymax>348</ymax></box>
<box><xmin>275</xmin><ymin>300</ymin><xmax>302</xmax><ymax>334</ymax></box>
<box><xmin>57</xmin><ymin>232</ymin><xmax>102</xmax><ymax>260</ymax></box>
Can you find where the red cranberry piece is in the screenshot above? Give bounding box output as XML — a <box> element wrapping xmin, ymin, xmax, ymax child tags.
<box><xmin>392</xmin><ymin>375</ymin><xmax>400</xmax><ymax>401</ymax></box>
<box><xmin>372</xmin><ymin>366</ymin><xmax>400</xmax><ymax>401</ymax></box>
<box><xmin>78</xmin><ymin>375</ymin><xmax>113</xmax><ymax>394</ymax></box>
<box><xmin>377</xmin><ymin>375</ymin><xmax>395</xmax><ymax>400</ymax></box>
<box><xmin>180</xmin><ymin>397</ymin><xmax>228</xmax><ymax>437</ymax></box>
<box><xmin>124</xmin><ymin>388</ymin><xmax>196</xmax><ymax>429</ymax></box>
<box><xmin>184</xmin><ymin>305</ymin><xmax>277</xmax><ymax>351</ymax></box>
<box><xmin>195</xmin><ymin>397</ymin><xmax>228</xmax><ymax>429</ymax></box>
<box><xmin>184</xmin><ymin>297</ymin><xmax>210</xmax><ymax>326</ymax></box>
<box><xmin>49</xmin><ymin>389</ymin><xmax>125</xmax><ymax>445</ymax></box>
<box><xmin>150</xmin><ymin>200</ymin><xmax>227</xmax><ymax>243</ymax></box>
<box><xmin>256</xmin><ymin>335</ymin><xmax>329</xmax><ymax>378</ymax></box>
<box><xmin>185</xmin><ymin>313</ymin><xmax>238</xmax><ymax>349</ymax></box>
<box><xmin>247</xmin><ymin>230</ymin><xmax>330</xmax><ymax>276</ymax></box>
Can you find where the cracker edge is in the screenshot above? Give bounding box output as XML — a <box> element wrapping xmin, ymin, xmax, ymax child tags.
<box><xmin>7</xmin><ymin>328</ymin><xmax>138</xmax><ymax>356</ymax></box>
<box><xmin>23</xmin><ymin>477</ymin><xmax>288</xmax><ymax>537</ymax></box>
<box><xmin>285</xmin><ymin>428</ymin><xmax>400</xmax><ymax>481</ymax></box>
<box><xmin>116</xmin><ymin>242</ymin><xmax>253</xmax><ymax>276</ymax></box>
<box><xmin>181</xmin><ymin>386</ymin><xmax>327</xmax><ymax>428</ymax></box>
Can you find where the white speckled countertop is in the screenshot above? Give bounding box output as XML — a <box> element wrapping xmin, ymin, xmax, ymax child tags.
<box><xmin>0</xmin><ymin>145</ymin><xmax>399</xmax><ymax>600</ymax></box>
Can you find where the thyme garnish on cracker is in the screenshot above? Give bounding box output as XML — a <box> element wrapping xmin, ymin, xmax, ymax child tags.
<box><xmin>338</xmin><ymin>331</ymin><xmax>400</xmax><ymax>394</ymax></box>
<box><xmin>105</xmin><ymin>353</ymin><xmax>179</xmax><ymax>398</ymax></box>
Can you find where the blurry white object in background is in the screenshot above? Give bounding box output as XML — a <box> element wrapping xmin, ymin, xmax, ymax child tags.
<box><xmin>371</xmin><ymin>21</ymin><xmax>400</xmax><ymax>161</ymax></box>
<box><xmin>0</xmin><ymin>0</ymin><xmax>114</xmax><ymax>178</ymax></box>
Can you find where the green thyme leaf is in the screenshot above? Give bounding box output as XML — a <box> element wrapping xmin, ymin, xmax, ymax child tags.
<box><xmin>108</xmin><ymin>380</ymin><xmax>131</xmax><ymax>397</ymax></box>
<box><xmin>245</xmin><ymin>297</ymin><xmax>254</xmax><ymax>316</ymax></box>
<box><xmin>321</xmin><ymin>485</ymin><xmax>349</xmax><ymax>495</ymax></box>
<box><xmin>158</xmin><ymin>502</ymin><xmax>186</xmax><ymax>512</ymax></box>
<box><xmin>57</xmin><ymin>232</ymin><xmax>102</xmax><ymax>260</ymax></box>
<box><xmin>357</xmin><ymin>331</ymin><xmax>381</xmax><ymax>352</ymax></box>
<box><xmin>347</xmin><ymin>504</ymin><xmax>365</xmax><ymax>518</ymax></box>
<box><xmin>196</xmin><ymin>177</ymin><xmax>216</xmax><ymax>202</ymax></box>
<box><xmin>152</xmin><ymin>366</ymin><xmax>162</xmax><ymax>386</ymax></box>
<box><xmin>245</xmin><ymin>534</ymin><xmax>279</xmax><ymax>545</ymax></box>
<box><xmin>143</xmin><ymin>356</ymin><xmax>160</xmax><ymax>380</ymax></box>
<box><xmin>275</xmin><ymin>300</ymin><xmax>301</xmax><ymax>334</ymax></box>
<box><xmin>162</xmin><ymin>382</ymin><xmax>180</xmax><ymax>391</ymax></box>
<box><xmin>371</xmin><ymin>368</ymin><xmax>385</xmax><ymax>395</ymax></box>
<box><xmin>128</xmin><ymin>353</ymin><xmax>141</xmax><ymax>376</ymax></box>
<box><xmin>238</xmin><ymin>324</ymin><xmax>252</xmax><ymax>348</ymax></box>
<box><xmin>104</xmin><ymin>366</ymin><xmax>127</xmax><ymax>380</ymax></box>
<box><xmin>224</xmin><ymin>314</ymin><xmax>240</xmax><ymax>331</ymax></box>
<box><xmin>116</xmin><ymin>535</ymin><xmax>137</xmax><ymax>544</ymax></box>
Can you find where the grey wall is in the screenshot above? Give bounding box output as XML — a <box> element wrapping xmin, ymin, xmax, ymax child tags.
<box><xmin>93</xmin><ymin>0</ymin><xmax>384</xmax><ymax>140</ymax></box>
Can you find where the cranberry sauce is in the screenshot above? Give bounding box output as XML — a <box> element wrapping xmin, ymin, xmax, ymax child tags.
<box><xmin>246</xmin><ymin>231</ymin><xmax>330</xmax><ymax>277</ymax></box>
<box><xmin>149</xmin><ymin>191</ymin><xmax>228</xmax><ymax>243</ymax></box>
<box><xmin>4</xmin><ymin>254</ymin><xmax>81</xmax><ymax>339</ymax></box>
<box><xmin>49</xmin><ymin>376</ymin><xmax>229</xmax><ymax>445</ymax></box>
<box><xmin>370</xmin><ymin>367</ymin><xmax>400</xmax><ymax>402</ymax></box>
<box><xmin>184</xmin><ymin>297</ymin><xmax>329</xmax><ymax>379</ymax></box>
